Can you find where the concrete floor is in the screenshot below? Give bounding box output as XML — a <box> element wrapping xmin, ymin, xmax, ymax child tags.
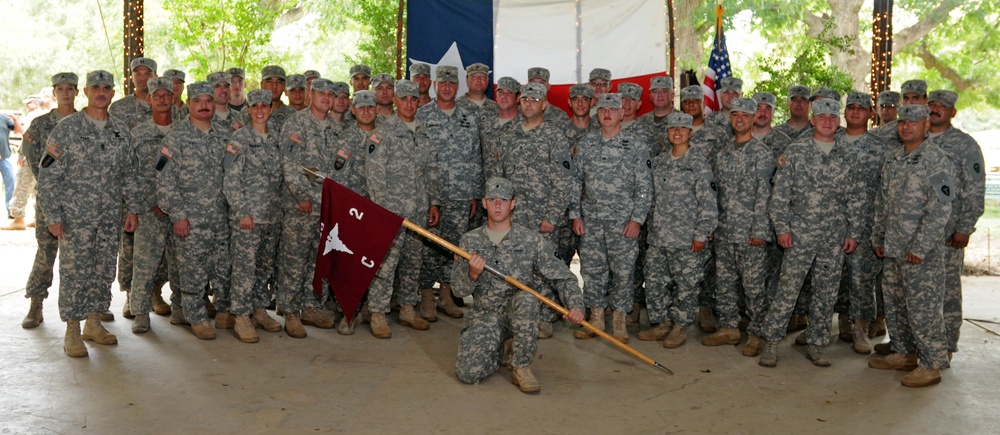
<box><xmin>1</xmin><ymin>223</ymin><xmax>999</xmax><ymax>434</ymax></box>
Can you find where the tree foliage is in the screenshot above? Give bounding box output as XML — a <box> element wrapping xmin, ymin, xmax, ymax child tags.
<box><xmin>343</xmin><ymin>0</ymin><xmax>402</xmax><ymax>77</ymax></box>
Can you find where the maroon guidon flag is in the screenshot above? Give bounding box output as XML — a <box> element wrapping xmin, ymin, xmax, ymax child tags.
<box><xmin>312</xmin><ymin>178</ymin><xmax>403</xmax><ymax>321</ymax></box>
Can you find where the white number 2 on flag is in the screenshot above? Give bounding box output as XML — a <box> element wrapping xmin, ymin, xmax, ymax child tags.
<box><xmin>350</xmin><ymin>208</ymin><xmax>364</xmax><ymax>220</ymax></box>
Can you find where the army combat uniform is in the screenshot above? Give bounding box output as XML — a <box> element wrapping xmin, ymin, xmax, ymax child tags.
<box><xmin>109</xmin><ymin>93</ymin><xmax>153</xmax><ymax>298</ymax></box>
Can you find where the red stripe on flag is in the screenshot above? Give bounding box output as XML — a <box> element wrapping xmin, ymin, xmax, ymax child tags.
<box><xmin>505</xmin><ymin>71</ymin><xmax>670</xmax><ymax>120</ymax></box>
<box><xmin>313</xmin><ymin>178</ymin><xmax>403</xmax><ymax>322</ymax></box>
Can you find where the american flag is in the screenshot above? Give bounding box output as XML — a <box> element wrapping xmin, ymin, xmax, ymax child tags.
<box><xmin>702</xmin><ymin>12</ymin><xmax>731</xmax><ymax>115</ymax></box>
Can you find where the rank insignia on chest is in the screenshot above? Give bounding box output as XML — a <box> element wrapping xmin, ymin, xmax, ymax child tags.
<box><xmin>776</xmin><ymin>155</ymin><xmax>786</xmax><ymax>167</ymax></box>
<box><xmin>290</xmin><ymin>133</ymin><xmax>303</xmax><ymax>144</ymax></box>
<box><xmin>226</xmin><ymin>143</ymin><xmax>239</xmax><ymax>155</ymax></box>
<box><xmin>369</xmin><ymin>133</ymin><xmax>382</xmax><ymax>144</ymax></box>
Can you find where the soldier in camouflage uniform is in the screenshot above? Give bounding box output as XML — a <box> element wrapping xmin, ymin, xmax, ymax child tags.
<box><xmin>705</xmin><ymin>77</ymin><xmax>742</xmax><ymax>131</ymax></box>
<box><xmin>410</xmin><ymin>63</ymin><xmax>433</xmax><ymax>107</ymax></box>
<box><xmin>109</xmin><ymin>58</ymin><xmax>157</xmax><ymax>320</ymax></box>
<box><xmin>637</xmin><ymin>76</ymin><xmax>676</xmax><ymax>133</ymax></box>
<box><xmin>37</xmin><ymin>70</ymin><xmax>136</xmax><ymax>357</ymax></box>
<box><xmin>364</xmin><ymin>80</ymin><xmax>441</xmax><ymax>336</ymax></box>
<box><xmin>772</xmin><ymin>85</ymin><xmax>812</xmax><ymax>142</ymax></box>
<box><xmin>19</xmin><ymin>72</ymin><xmax>79</xmax><ymax>329</ymax></box>
<box><xmin>868</xmin><ymin>105</ymin><xmax>955</xmax><ymax>388</ymax></box>
<box><xmin>157</xmin><ymin>81</ymin><xmax>232</xmax><ymax>340</ymax></box>
<box><xmin>206</xmin><ymin>71</ymin><xmax>245</xmax><ymax>132</ymax></box>
<box><xmin>494</xmin><ymin>82</ymin><xmax>575</xmax><ymax>338</ymax></box>
<box><xmin>259</xmin><ymin>65</ymin><xmax>298</xmax><ymax>132</ymax></box>
<box><xmin>127</xmin><ymin>77</ymin><xmax>178</xmax><ymax>334</ymax></box>
<box><xmin>163</xmin><ymin>69</ymin><xmax>188</xmax><ymax>121</ymax></box>
<box><xmin>586</xmin><ymin>68</ymin><xmax>613</xmax><ymax>116</ymax></box>
<box><xmin>569</xmin><ymin>93</ymin><xmax>652</xmax><ymax>344</ymax></box>
<box><xmin>286</xmin><ymin>74</ymin><xmax>308</xmax><ymax>112</ymax></box>
<box><xmin>480</xmin><ymin>76</ymin><xmax>521</xmax><ymax>180</ymax></box>
<box><xmin>227</xmin><ymin>67</ymin><xmax>248</xmax><ymax>112</ymax></box>
<box><xmin>554</xmin><ymin>84</ymin><xmax>598</xmax><ymax>268</ymax></box>
<box><xmin>416</xmin><ymin>65</ymin><xmax>484</xmax><ymax>320</ymax></box>
<box><xmin>702</xmin><ymin>98</ymin><xmax>774</xmax><ymax>352</ymax></box>
<box><xmin>638</xmin><ymin>112</ymin><xmax>717</xmax><ymax>348</ymax></box>
<box><xmin>833</xmin><ymin>92</ymin><xmax>894</xmax><ymax>354</ymax></box>
<box><xmin>876</xmin><ymin>90</ymin><xmax>900</xmax><ymax>125</ymax></box>
<box><xmin>276</xmin><ymin>80</ymin><xmax>355</xmax><ymax>338</ymax></box>
<box><xmin>758</xmin><ymin>99</ymin><xmax>865</xmax><ymax>368</ymax></box>
<box><xmin>525</xmin><ymin>67</ymin><xmax>569</xmax><ymax>125</ymax></box>
<box><xmin>223</xmin><ymin>89</ymin><xmax>285</xmax><ymax>343</ymax></box>
<box><xmin>350</xmin><ymin>64</ymin><xmax>372</xmax><ymax>93</ymax></box>
<box><xmin>872</xmin><ymin>79</ymin><xmax>927</xmax><ymax>145</ymax></box>
<box><xmin>328</xmin><ymin>81</ymin><xmax>352</xmax><ymax>129</ymax></box>
<box><xmin>926</xmin><ymin>90</ymin><xmax>985</xmax><ymax>358</ymax></box>
<box><xmin>371</xmin><ymin>73</ymin><xmax>396</xmax><ymax>117</ymax></box>
<box><xmin>453</xmin><ymin>177</ymin><xmax>585</xmax><ymax>394</ymax></box>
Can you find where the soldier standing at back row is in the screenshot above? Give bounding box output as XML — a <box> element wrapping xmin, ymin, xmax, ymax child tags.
<box><xmin>773</xmin><ymin>85</ymin><xmax>812</xmax><ymax>141</ymax></box>
<box><xmin>705</xmin><ymin>77</ymin><xmax>743</xmax><ymax>133</ymax></box>
<box><xmin>38</xmin><ymin>70</ymin><xmax>137</xmax><ymax>357</ymax></box>
<box><xmin>20</xmin><ymin>72</ymin><xmax>79</xmax><ymax>329</ymax></box>
<box><xmin>554</xmin><ymin>84</ymin><xmax>598</xmax><ymax>267</ymax></box>
<box><xmin>637</xmin><ymin>76</ymin><xmax>676</xmax><ymax>132</ymax></box>
<box><xmin>456</xmin><ymin>63</ymin><xmax>499</xmax><ymax>120</ymax></box>
<box><xmin>479</xmin><ymin>76</ymin><xmax>521</xmax><ymax>180</ymax></box>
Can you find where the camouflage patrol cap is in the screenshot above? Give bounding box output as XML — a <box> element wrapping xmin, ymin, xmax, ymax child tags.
<box><xmin>130</xmin><ymin>57</ymin><xmax>157</xmax><ymax>73</ymax></box>
<box><xmin>147</xmin><ymin>77</ymin><xmax>174</xmax><ymax>94</ymax></box>
<box><xmin>187</xmin><ymin>81</ymin><xmax>212</xmax><ymax>99</ymax></box>
<box><xmin>310</xmin><ymin>78</ymin><xmax>336</xmax><ymax>93</ymax></box>
<box><xmin>570</xmin><ymin>83</ymin><xmax>594</xmax><ymax>99</ymax></box>
<box><xmin>86</xmin><ymin>70</ymin><xmax>115</xmax><ymax>88</ymax></box>
<box><xmin>227</xmin><ymin>67</ymin><xmax>245</xmax><ymax>78</ymax></box>
<box><xmin>394</xmin><ymin>80</ymin><xmax>419</xmax><ymax>98</ymax></box>
<box><xmin>596</xmin><ymin>93</ymin><xmax>622</xmax><ymax>109</ymax></box>
<box><xmin>528</xmin><ymin>67</ymin><xmax>550</xmax><ymax>82</ymax></box>
<box><xmin>788</xmin><ymin>85</ymin><xmax>811</xmax><ymax>99</ymax></box>
<box><xmin>466</xmin><ymin>63</ymin><xmax>490</xmax><ymax>76</ymax></box>
<box><xmin>877</xmin><ymin>90</ymin><xmax>900</xmax><ymax>107</ymax></box>
<box><xmin>162</xmin><ymin>69</ymin><xmax>186</xmax><ymax>83</ymax></box>
<box><xmin>350</xmin><ymin>64</ymin><xmax>372</xmax><ymax>78</ymax></box>
<box><xmin>680</xmin><ymin>85</ymin><xmax>703</xmax><ymax>102</ymax></box>
<box><xmin>484</xmin><ymin>177</ymin><xmax>515</xmax><ymax>200</ymax></box>
<box><xmin>409</xmin><ymin>62</ymin><xmax>430</xmax><ymax>77</ymax></box>
<box><xmin>371</xmin><ymin>73</ymin><xmax>395</xmax><ymax>87</ymax></box>
<box><xmin>811</xmin><ymin>98</ymin><xmax>841</xmax><ymax>116</ymax></box>
<box><xmin>618</xmin><ymin>82</ymin><xmax>642</xmax><ymax>101</ymax></box>
<box><xmin>286</xmin><ymin>74</ymin><xmax>306</xmax><ymax>90</ymax></box>
<box><xmin>352</xmin><ymin>90</ymin><xmax>377</xmax><ymax>107</ymax></box>
<box><xmin>898</xmin><ymin>105</ymin><xmax>930</xmax><ymax>121</ymax></box>
<box><xmin>331</xmin><ymin>81</ymin><xmax>351</xmax><ymax>95</ymax></box>
<box><xmin>810</xmin><ymin>86</ymin><xmax>840</xmax><ymax>102</ymax></box>
<box><xmin>207</xmin><ymin>71</ymin><xmax>232</xmax><ymax>87</ymax></box>
<box><xmin>303</xmin><ymin>70</ymin><xmax>321</xmax><ymax>79</ymax></box>
<box><xmin>650</xmin><ymin>76</ymin><xmax>674</xmax><ymax>90</ymax></box>
<box><xmin>729</xmin><ymin>97</ymin><xmax>757</xmax><ymax>114</ymax></box>
<box><xmin>845</xmin><ymin>91</ymin><xmax>872</xmax><ymax>109</ymax></box>
<box><xmin>51</xmin><ymin>72</ymin><xmax>79</xmax><ymax>86</ymax></box>
<box><xmin>665</xmin><ymin>112</ymin><xmax>694</xmax><ymax>129</ymax></box>
<box><xmin>901</xmin><ymin>79</ymin><xmax>927</xmax><ymax>96</ymax></box>
<box><xmin>928</xmin><ymin>90</ymin><xmax>958</xmax><ymax>108</ymax></box>
<box><xmin>247</xmin><ymin>89</ymin><xmax>272</xmax><ymax>106</ymax></box>
<box><xmin>752</xmin><ymin>92</ymin><xmax>776</xmax><ymax>108</ymax></box>
<box><xmin>496</xmin><ymin>77</ymin><xmax>521</xmax><ymax>93</ymax></box>
<box><xmin>520</xmin><ymin>83</ymin><xmax>547</xmax><ymax>100</ymax></box>
<box><xmin>589</xmin><ymin>68</ymin><xmax>612</xmax><ymax>81</ymax></box>
<box><xmin>435</xmin><ymin>65</ymin><xmax>459</xmax><ymax>83</ymax></box>
<box><xmin>720</xmin><ymin>77</ymin><xmax>743</xmax><ymax>93</ymax></box>
<box><xmin>262</xmin><ymin>65</ymin><xmax>286</xmax><ymax>80</ymax></box>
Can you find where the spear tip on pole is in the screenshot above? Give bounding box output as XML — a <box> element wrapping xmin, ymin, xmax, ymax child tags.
<box><xmin>654</xmin><ymin>362</ymin><xmax>674</xmax><ymax>375</ymax></box>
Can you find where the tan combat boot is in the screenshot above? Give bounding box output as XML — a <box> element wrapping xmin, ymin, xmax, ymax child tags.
<box><xmin>337</xmin><ymin>316</ymin><xmax>357</xmax><ymax>335</ymax></box>
<box><xmin>398</xmin><ymin>305</ymin><xmax>430</xmax><ymax>330</ymax></box>
<box><xmin>638</xmin><ymin>321</ymin><xmax>672</xmax><ymax>341</ymax></box>
<box><xmin>152</xmin><ymin>291</ymin><xmax>171</xmax><ymax>316</ymax></box>
<box><xmin>82</xmin><ymin>312</ymin><xmax>118</xmax><ymax>345</ymax></box>
<box><xmin>537</xmin><ymin>321</ymin><xmax>553</xmax><ymax>339</ymax></box>
<box><xmin>868</xmin><ymin>353</ymin><xmax>918</xmax><ymax>371</ymax></box>
<box><xmin>702</xmin><ymin>327</ymin><xmax>740</xmax><ymax>346</ymax></box>
<box><xmin>215</xmin><ymin>312</ymin><xmax>235</xmax><ymax>329</ymax></box>
<box><xmin>626</xmin><ymin>303</ymin><xmax>642</xmax><ymax>325</ymax></box>
<box><xmin>1</xmin><ymin>217</ymin><xmax>26</xmax><ymax>230</ymax></box>
<box><xmin>512</xmin><ymin>366</ymin><xmax>541</xmax><ymax>393</ymax></box>
<box><xmin>233</xmin><ymin>315</ymin><xmax>259</xmax><ymax>343</ymax></box>
<box><xmin>284</xmin><ymin>312</ymin><xmax>307</xmax><ymax>338</ymax></box>
<box><xmin>123</xmin><ymin>293</ymin><xmax>134</xmax><ymax>319</ymax></box>
<box><xmin>22</xmin><ymin>298</ymin><xmax>44</xmax><ymax>329</ymax></box>
<box><xmin>852</xmin><ymin>319</ymin><xmax>872</xmax><ymax>354</ymax></box>
<box><xmin>742</xmin><ymin>335</ymin><xmax>765</xmax><ymax>357</ymax></box>
<box><xmin>795</xmin><ymin>331</ymin><xmax>807</xmax><ymax>346</ymax></box>
<box><xmin>64</xmin><ymin>321</ymin><xmax>88</xmax><ymax>358</ymax></box>
<box><xmin>758</xmin><ymin>340</ymin><xmax>779</xmax><ymax>367</ymax></box>
<box><xmin>419</xmin><ymin>288</ymin><xmax>438</xmax><ymax>322</ymax></box>
<box><xmin>573</xmin><ymin>307</ymin><xmax>605</xmax><ymax>339</ymax></box>
<box><xmin>663</xmin><ymin>324</ymin><xmax>688</xmax><ymax>349</ymax></box>
<box><xmin>500</xmin><ymin>338</ymin><xmax>513</xmax><ymax>367</ymax></box>
<box><xmin>697</xmin><ymin>306</ymin><xmax>718</xmax><ymax>333</ymax></box>
<box><xmin>806</xmin><ymin>345</ymin><xmax>831</xmax><ymax>367</ymax></box>
<box><xmin>612</xmin><ymin>311</ymin><xmax>629</xmax><ymax>343</ymax></box>
<box><xmin>190</xmin><ymin>321</ymin><xmax>217</xmax><ymax>340</ymax></box>
<box><xmin>27</xmin><ymin>221</ymin><xmax>35</xmax><ymax>228</ymax></box>
<box><xmin>252</xmin><ymin>308</ymin><xmax>282</xmax><ymax>332</ymax></box>
<box><xmin>370</xmin><ymin>312</ymin><xmax>392</xmax><ymax>338</ymax></box>
<box><xmin>786</xmin><ymin>314</ymin><xmax>808</xmax><ymax>332</ymax></box>
<box><xmin>838</xmin><ymin>313</ymin><xmax>853</xmax><ymax>342</ymax></box>
<box><xmin>437</xmin><ymin>284</ymin><xmax>464</xmax><ymax>318</ymax></box>
<box><xmin>131</xmin><ymin>313</ymin><xmax>150</xmax><ymax>334</ymax></box>
<box><xmin>301</xmin><ymin>307</ymin><xmax>336</xmax><ymax>329</ymax></box>
<box><xmin>169</xmin><ymin>307</ymin><xmax>188</xmax><ymax>325</ymax></box>
<box><xmin>902</xmin><ymin>366</ymin><xmax>942</xmax><ymax>388</ymax></box>
<box><xmin>99</xmin><ymin>310</ymin><xmax>115</xmax><ymax>322</ymax></box>
<box><xmin>868</xmin><ymin>314</ymin><xmax>887</xmax><ymax>338</ymax></box>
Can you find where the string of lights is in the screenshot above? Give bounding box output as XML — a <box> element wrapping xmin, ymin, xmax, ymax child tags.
<box><xmin>124</xmin><ymin>0</ymin><xmax>145</xmax><ymax>95</ymax></box>
<box><xmin>871</xmin><ymin>0</ymin><xmax>892</xmax><ymax>126</ymax></box>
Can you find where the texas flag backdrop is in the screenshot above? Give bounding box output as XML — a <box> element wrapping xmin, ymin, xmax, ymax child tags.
<box><xmin>407</xmin><ymin>0</ymin><xmax>668</xmax><ymax>116</ymax></box>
